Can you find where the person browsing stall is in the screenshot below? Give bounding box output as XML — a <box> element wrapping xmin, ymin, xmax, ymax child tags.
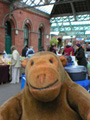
<box><xmin>26</xmin><ymin>46</ymin><xmax>35</xmax><ymax>57</ymax></box>
<box><xmin>22</xmin><ymin>45</ymin><xmax>28</xmax><ymax>57</ymax></box>
<box><xmin>75</xmin><ymin>43</ymin><xmax>87</xmax><ymax>68</ymax></box>
<box><xmin>63</xmin><ymin>42</ymin><xmax>74</xmax><ymax>56</ymax></box>
<box><xmin>10</xmin><ymin>46</ymin><xmax>21</xmax><ymax>84</ymax></box>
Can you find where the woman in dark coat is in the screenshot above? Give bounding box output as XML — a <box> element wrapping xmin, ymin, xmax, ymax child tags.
<box><xmin>75</xmin><ymin>43</ymin><xmax>87</xmax><ymax>68</ymax></box>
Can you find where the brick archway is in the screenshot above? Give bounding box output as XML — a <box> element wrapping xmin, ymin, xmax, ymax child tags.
<box><xmin>22</xmin><ymin>18</ymin><xmax>33</xmax><ymax>46</ymax></box>
<box><xmin>22</xmin><ymin>18</ymin><xmax>33</xmax><ymax>31</ymax></box>
<box><xmin>37</xmin><ymin>22</ymin><xmax>46</xmax><ymax>33</ymax></box>
<box><xmin>37</xmin><ymin>23</ymin><xmax>46</xmax><ymax>50</ymax></box>
<box><xmin>3</xmin><ymin>13</ymin><xmax>17</xmax><ymax>46</ymax></box>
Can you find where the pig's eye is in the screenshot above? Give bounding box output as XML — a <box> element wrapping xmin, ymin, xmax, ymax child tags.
<box><xmin>49</xmin><ymin>59</ymin><xmax>53</xmax><ymax>64</ymax></box>
<box><xmin>31</xmin><ymin>61</ymin><xmax>34</xmax><ymax>66</ymax></box>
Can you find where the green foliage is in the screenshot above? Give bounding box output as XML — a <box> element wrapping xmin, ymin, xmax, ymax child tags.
<box><xmin>50</xmin><ymin>37</ymin><xmax>58</xmax><ymax>46</ymax></box>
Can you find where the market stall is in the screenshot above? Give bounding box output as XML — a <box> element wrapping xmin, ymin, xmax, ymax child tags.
<box><xmin>64</xmin><ymin>65</ymin><xmax>90</xmax><ymax>90</ymax></box>
<box><xmin>58</xmin><ymin>54</ymin><xmax>90</xmax><ymax>91</ymax></box>
<box><xmin>0</xmin><ymin>57</ymin><xmax>11</xmax><ymax>84</ymax></box>
<box><xmin>0</xmin><ymin>65</ymin><xmax>10</xmax><ymax>84</ymax></box>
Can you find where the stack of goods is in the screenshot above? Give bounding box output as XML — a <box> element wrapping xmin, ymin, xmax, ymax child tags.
<box><xmin>21</xmin><ymin>59</ymin><xmax>28</xmax><ymax>67</ymax></box>
<box><xmin>0</xmin><ymin>58</ymin><xmax>11</xmax><ymax>65</ymax></box>
<box><xmin>20</xmin><ymin>56</ymin><xmax>26</xmax><ymax>61</ymax></box>
<box><xmin>0</xmin><ymin>58</ymin><xmax>4</xmax><ymax>65</ymax></box>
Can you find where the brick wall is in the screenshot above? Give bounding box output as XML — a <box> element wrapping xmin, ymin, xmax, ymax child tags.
<box><xmin>0</xmin><ymin>1</ymin><xmax>50</xmax><ymax>54</ymax></box>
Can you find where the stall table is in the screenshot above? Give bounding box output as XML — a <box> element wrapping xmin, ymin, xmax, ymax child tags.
<box><xmin>0</xmin><ymin>65</ymin><xmax>10</xmax><ymax>84</ymax></box>
<box><xmin>74</xmin><ymin>79</ymin><xmax>90</xmax><ymax>91</ymax></box>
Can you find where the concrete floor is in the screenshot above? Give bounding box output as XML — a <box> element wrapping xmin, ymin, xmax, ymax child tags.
<box><xmin>0</xmin><ymin>83</ymin><xmax>21</xmax><ymax>106</ymax></box>
<box><xmin>0</xmin><ymin>65</ymin><xmax>25</xmax><ymax>106</ymax></box>
<box><xmin>0</xmin><ymin>79</ymin><xmax>90</xmax><ymax>107</ymax></box>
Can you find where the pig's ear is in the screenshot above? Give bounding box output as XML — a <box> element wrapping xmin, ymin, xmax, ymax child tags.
<box><xmin>21</xmin><ymin>59</ymin><xmax>29</xmax><ymax>68</ymax></box>
<box><xmin>59</xmin><ymin>56</ymin><xmax>67</xmax><ymax>66</ymax></box>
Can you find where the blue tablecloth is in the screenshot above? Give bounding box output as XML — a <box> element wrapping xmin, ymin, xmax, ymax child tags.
<box><xmin>21</xmin><ymin>74</ymin><xmax>90</xmax><ymax>91</ymax></box>
<box><xmin>74</xmin><ymin>79</ymin><xmax>90</xmax><ymax>90</ymax></box>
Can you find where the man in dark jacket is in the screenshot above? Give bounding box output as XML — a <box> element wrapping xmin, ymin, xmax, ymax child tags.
<box><xmin>75</xmin><ymin>43</ymin><xmax>87</xmax><ymax>68</ymax></box>
<box><xmin>22</xmin><ymin>45</ymin><xmax>28</xmax><ymax>57</ymax></box>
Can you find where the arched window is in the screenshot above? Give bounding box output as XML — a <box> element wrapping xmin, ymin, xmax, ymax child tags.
<box><xmin>5</xmin><ymin>21</ymin><xmax>11</xmax><ymax>54</ymax></box>
<box><xmin>24</xmin><ymin>24</ymin><xmax>29</xmax><ymax>47</ymax></box>
<box><xmin>38</xmin><ymin>28</ymin><xmax>43</xmax><ymax>50</ymax></box>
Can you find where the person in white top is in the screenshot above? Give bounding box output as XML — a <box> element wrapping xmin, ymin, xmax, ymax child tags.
<box><xmin>10</xmin><ymin>46</ymin><xmax>21</xmax><ymax>84</ymax></box>
<box><xmin>26</xmin><ymin>46</ymin><xmax>35</xmax><ymax>57</ymax></box>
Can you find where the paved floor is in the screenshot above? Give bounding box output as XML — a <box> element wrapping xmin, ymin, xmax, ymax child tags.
<box><xmin>0</xmin><ymin>79</ymin><xmax>90</xmax><ymax>107</ymax></box>
<box><xmin>0</xmin><ymin>82</ymin><xmax>21</xmax><ymax>106</ymax></box>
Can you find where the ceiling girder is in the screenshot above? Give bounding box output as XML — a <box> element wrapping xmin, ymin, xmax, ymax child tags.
<box><xmin>8</xmin><ymin>0</ymin><xmax>86</xmax><ymax>11</ymax></box>
<box><xmin>51</xmin><ymin>24</ymin><xmax>90</xmax><ymax>28</ymax></box>
<box><xmin>52</xmin><ymin>26</ymin><xmax>90</xmax><ymax>31</ymax></box>
<box><xmin>70</xmin><ymin>2</ymin><xmax>76</xmax><ymax>21</ymax></box>
<box><xmin>51</xmin><ymin>11</ymin><xmax>90</xmax><ymax>18</ymax></box>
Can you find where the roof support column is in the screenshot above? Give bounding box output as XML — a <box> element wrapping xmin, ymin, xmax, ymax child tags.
<box><xmin>70</xmin><ymin>2</ymin><xmax>76</xmax><ymax>21</ymax></box>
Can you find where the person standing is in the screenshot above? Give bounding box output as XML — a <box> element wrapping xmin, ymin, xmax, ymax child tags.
<box><xmin>26</xmin><ymin>46</ymin><xmax>35</xmax><ymax>57</ymax></box>
<box><xmin>62</xmin><ymin>42</ymin><xmax>74</xmax><ymax>56</ymax></box>
<box><xmin>10</xmin><ymin>46</ymin><xmax>21</xmax><ymax>84</ymax></box>
<box><xmin>49</xmin><ymin>44</ymin><xmax>57</xmax><ymax>54</ymax></box>
<box><xmin>22</xmin><ymin>45</ymin><xmax>28</xmax><ymax>57</ymax></box>
<box><xmin>75</xmin><ymin>43</ymin><xmax>87</xmax><ymax>68</ymax></box>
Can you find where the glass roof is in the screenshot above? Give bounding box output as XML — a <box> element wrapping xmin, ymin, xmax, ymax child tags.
<box><xmin>23</xmin><ymin>0</ymin><xmax>54</xmax><ymax>14</ymax></box>
<box><xmin>22</xmin><ymin>0</ymin><xmax>90</xmax><ymax>38</ymax></box>
<box><xmin>50</xmin><ymin>14</ymin><xmax>90</xmax><ymax>38</ymax></box>
<box><xmin>35</xmin><ymin>5</ymin><xmax>53</xmax><ymax>14</ymax></box>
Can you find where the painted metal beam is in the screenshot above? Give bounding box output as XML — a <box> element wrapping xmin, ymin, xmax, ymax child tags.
<box><xmin>51</xmin><ymin>11</ymin><xmax>90</xmax><ymax>18</ymax></box>
<box><xmin>10</xmin><ymin>0</ymin><xmax>86</xmax><ymax>11</ymax></box>
<box><xmin>70</xmin><ymin>2</ymin><xmax>76</xmax><ymax>21</ymax></box>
